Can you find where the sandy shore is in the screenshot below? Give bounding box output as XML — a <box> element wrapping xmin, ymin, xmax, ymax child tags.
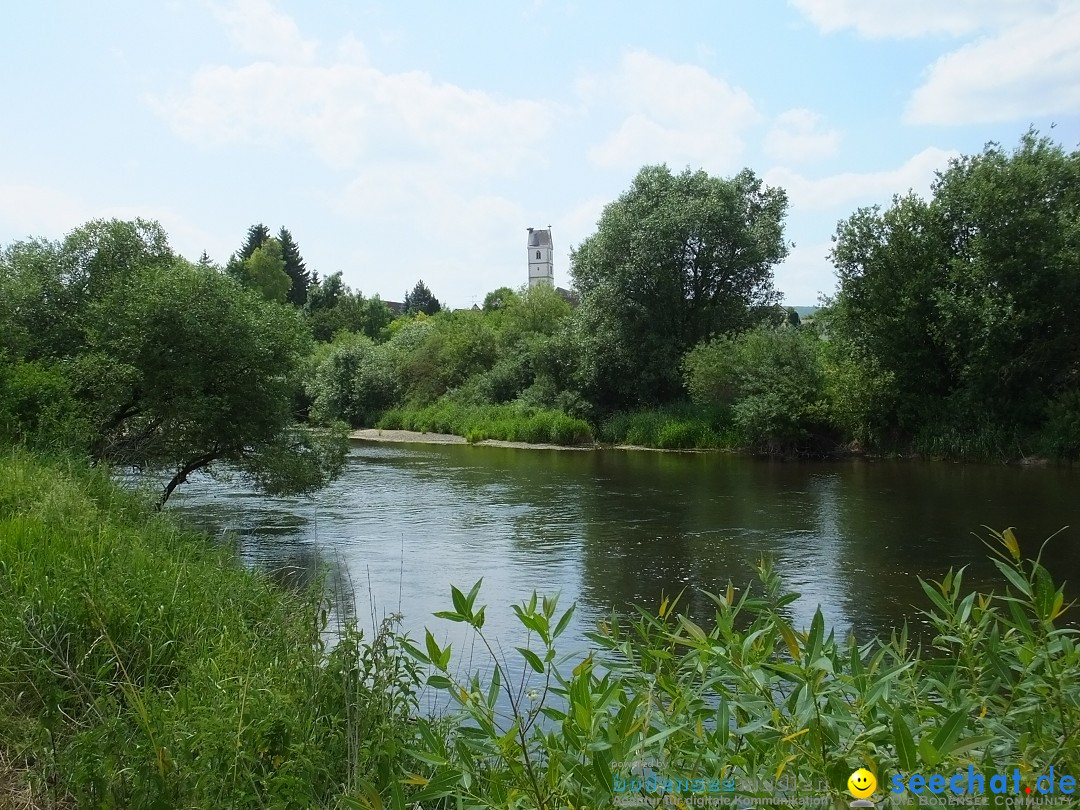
<box><xmin>349</xmin><ymin>428</ymin><xmax>596</xmax><ymax>451</ymax></box>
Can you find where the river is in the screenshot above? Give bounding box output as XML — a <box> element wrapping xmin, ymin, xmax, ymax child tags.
<box><xmin>170</xmin><ymin>440</ymin><xmax>1080</xmax><ymax>672</ymax></box>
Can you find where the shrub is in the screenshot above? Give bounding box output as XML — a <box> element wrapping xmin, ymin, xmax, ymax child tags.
<box><xmin>400</xmin><ymin>528</ymin><xmax>1080</xmax><ymax>807</ymax></box>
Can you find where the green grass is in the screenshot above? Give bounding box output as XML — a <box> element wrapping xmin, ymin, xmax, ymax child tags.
<box><xmin>598</xmin><ymin>404</ymin><xmax>735</xmax><ymax>449</ymax></box>
<box><xmin>377</xmin><ymin>401</ymin><xmax>594</xmax><ymax>446</ymax></box>
<box><xmin>0</xmin><ymin>448</ymin><xmax>418</xmax><ymax>808</ymax></box>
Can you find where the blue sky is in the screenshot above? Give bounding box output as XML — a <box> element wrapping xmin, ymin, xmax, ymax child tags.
<box><xmin>2</xmin><ymin>1</ymin><xmax>1078</xmax><ymax>306</ymax></box>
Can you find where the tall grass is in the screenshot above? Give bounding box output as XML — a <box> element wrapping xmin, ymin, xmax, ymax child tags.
<box><xmin>377</xmin><ymin>401</ymin><xmax>594</xmax><ymax>446</ymax></box>
<box><xmin>0</xmin><ymin>449</ymin><xmax>419</xmax><ymax>808</ymax></box>
<box><xmin>598</xmin><ymin>404</ymin><xmax>734</xmax><ymax>449</ymax></box>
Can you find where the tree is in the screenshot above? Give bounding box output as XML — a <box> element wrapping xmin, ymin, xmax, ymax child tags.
<box><xmin>483</xmin><ymin>286</ymin><xmax>518</xmax><ymax>311</ymax></box>
<box><xmin>81</xmin><ymin>259</ymin><xmax>345</xmax><ymax>506</ymax></box>
<box><xmin>243</xmin><ymin>238</ymin><xmax>292</xmax><ymax>302</ymax></box>
<box><xmin>278</xmin><ymin>227</ymin><xmax>311</xmax><ymax>307</ymax></box>
<box><xmin>305</xmin><ymin>271</ymin><xmax>395</xmax><ymax>342</ymax></box>
<box><xmin>404</xmin><ymin>280</ymin><xmax>442</xmax><ymax>316</ymax></box>
<box><xmin>1</xmin><ymin>218</ymin><xmax>347</xmax><ymax>506</ymax></box>
<box><xmin>240</xmin><ymin>223</ymin><xmax>270</xmax><ymax>261</ymax></box>
<box><xmin>570</xmin><ymin>164</ymin><xmax>788</xmax><ymax>411</ymax></box>
<box><xmin>305</xmin><ymin>332</ymin><xmax>401</xmax><ymax>426</ymax></box>
<box><xmin>829</xmin><ymin>131</ymin><xmax>1080</xmax><ymax>449</ymax></box>
<box><xmin>0</xmin><ymin>218</ymin><xmax>174</xmax><ymax>361</ymax></box>
<box><xmin>225</xmin><ymin>223</ymin><xmax>270</xmax><ymax>281</ymax></box>
<box><xmin>307</xmin><ymin>271</ymin><xmax>345</xmax><ymax>311</ymax></box>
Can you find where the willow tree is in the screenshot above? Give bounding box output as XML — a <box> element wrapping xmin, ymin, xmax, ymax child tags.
<box><xmin>569</xmin><ymin>165</ymin><xmax>789</xmax><ymax>411</ymax></box>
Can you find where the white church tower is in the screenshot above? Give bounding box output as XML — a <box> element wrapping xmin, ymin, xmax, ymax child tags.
<box><xmin>527</xmin><ymin>227</ymin><xmax>554</xmax><ymax>288</ymax></box>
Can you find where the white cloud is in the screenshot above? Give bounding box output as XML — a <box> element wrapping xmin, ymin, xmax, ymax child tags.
<box><xmin>149</xmin><ymin>1</ymin><xmax>561</xmax><ymax>305</ymax></box>
<box><xmin>764</xmin><ymin>109</ymin><xmax>840</xmax><ymax>162</ymax></box>
<box><xmin>766</xmin><ymin>146</ymin><xmax>957</xmax><ymax>212</ymax></box>
<box><xmin>580</xmin><ymin>50</ymin><xmax>761</xmax><ymax>173</ymax></box>
<box><xmin>906</xmin><ymin>4</ymin><xmax>1080</xmax><ymax>124</ymax></box>
<box><xmin>151</xmin><ymin>45</ymin><xmax>553</xmax><ymax>173</ymax></box>
<box><xmin>0</xmin><ymin>183</ymin><xmax>230</xmax><ymax>262</ymax></box>
<box><xmin>209</xmin><ymin>0</ymin><xmax>317</xmax><ymax>62</ymax></box>
<box><xmin>788</xmin><ymin>0</ymin><xmax>1057</xmax><ymax>38</ymax></box>
<box><xmin>774</xmin><ymin>240</ymin><xmax>837</xmax><ymax>305</ymax></box>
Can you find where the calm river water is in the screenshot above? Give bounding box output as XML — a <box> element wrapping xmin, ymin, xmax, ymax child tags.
<box><xmin>170</xmin><ymin>441</ymin><xmax>1080</xmax><ymax>665</ymax></box>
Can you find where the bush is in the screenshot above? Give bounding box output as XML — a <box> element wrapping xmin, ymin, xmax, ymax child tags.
<box><xmin>598</xmin><ymin>404</ymin><xmax>731</xmax><ymax>449</ymax></box>
<box><xmin>1038</xmin><ymin>389</ymin><xmax>1080</xmax><ymax>461</ymax></box>
<box><xmin>402</xmin><ymin>528</ymin><xmax>1080</xmax><ymax>807</ymax></box>
<box><xmin>306</xmin><ymin>332</ymin><xmax>400</xmax><ymax>427</ymax></box>
<box><xmin>684</xmin><ymin>326</ymin><xmax>830</xmax><ymax>452</ymax></box>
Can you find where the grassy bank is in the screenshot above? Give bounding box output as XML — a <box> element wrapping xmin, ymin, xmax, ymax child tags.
<box><xmin>377</xmin><ymin>401</ymin><xmax>593</xmax><ymax>446</ymax></box>
<box><xmin>0</xmin><ymin>449</ymin><xmax>417</xmax><ymax>808</ymax></box>
<box><xmin>597</xmin><ymin>404</ymin><xmax>736</xmax><ymax>449</ymax></box>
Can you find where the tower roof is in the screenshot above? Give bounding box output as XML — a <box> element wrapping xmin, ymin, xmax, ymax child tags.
<box><xmin>527</xmin><ymin>228</ymin><xmax>552</xmax><ymax>248</ymax></box>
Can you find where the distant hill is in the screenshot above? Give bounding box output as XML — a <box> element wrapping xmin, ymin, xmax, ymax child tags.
<box><xmin>789</xmin><ymin>306</ymin><xmax>819</xmax><ymax>318</ymax></box>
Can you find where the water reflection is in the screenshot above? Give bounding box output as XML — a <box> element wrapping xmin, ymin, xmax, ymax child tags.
<box><xmin>168</xmin><ymin>444</ymin><xmax>1080</xmax><ymax>661</ymax></box>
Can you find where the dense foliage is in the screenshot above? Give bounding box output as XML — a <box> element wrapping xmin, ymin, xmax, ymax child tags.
<box><xmin>397</xmin><ymin>528</ymin><xmax>1080</xmax><ymax>809</ymax></box>
<box><xmin>0</xmin><ymin>219</ymin><xmax>347</xmax><ymax>505</ymax></box>
<box><xmin>302</xmin><ymin>133</ymin><xmax>1079</xmax><ymax>460</ymax></box>
<box><xmin>0</xmin><ymin>450</ymin><xmax>419</xmax><ymax>807</ymax></box>
<box><xmin>826</xmin><ymin>132</ymin><xmax>1080</xmax><ymax>458</ymax></box>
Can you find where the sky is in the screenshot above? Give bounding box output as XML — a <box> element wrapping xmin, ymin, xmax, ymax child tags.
<box><xmin>2</xmin><ymin>1</ymin><xmax>1078</xmax><ymax>308</ymax></box>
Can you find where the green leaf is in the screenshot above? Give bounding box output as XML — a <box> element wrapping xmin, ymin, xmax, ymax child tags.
<box><xmin>451</xmin><ymin>585</ymin><xmax>468</xmax><ymax>617</ymax></box>
<box><xmin>553</xmin><ymin>603</ymin><xmax>577</xmax><ymax>639</ymax></box>
<box><xmin>465</xmin><ymin>578</ymin><xmax>483</xmax><ymax>610</ymax></box>
<box><xmin>932</xmin><ymin>707</ymin><xmax>968</xmax><ymax>755</ymax></box>
<box><xmin>425</xmin><ymin>630</ymin><xmax>443</xmax><ymax>670</ymax></box>
<box><xmin>991</xmin><ymin>559</ymin><xmax>1032</xmax><ymax>598</ymax></box>
<box><xmin>892</xmin><ymin>711</ymin><xmax>917</xmax><ymax>772</ymax></box>
<box><xmin>517</xmin><ymin>647</ymin><xmax>545</xmax><ymax>673</ymax></box>
<box><xmin>918</xmin><ymin>737</ymin><xmax>940</xmax><ymax>768</ymax></box>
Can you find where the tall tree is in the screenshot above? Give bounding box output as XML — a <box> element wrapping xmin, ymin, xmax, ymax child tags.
<box><xmin>243</xmin><ymin>238</ymin><xmax>291</xmax><ymax>302</ymax></box>
<box><xmin>830</xmin><ymin>131</ymin><xmax>1080</xmax><ymax>446</ymax></box>
<box><xmin>240</xmin><ymin>223</ymin><xmax>270</xmax><ymax>260</ymax></box>
<box><xmin>570</xmin><ymin>164</ymin><xmax>788</xmax><ymax>411</ymax></box>
<box><xmin>1</xmin><ymin>218</ymin><xmax>347</xmax><ymax>505</ymax></box>
<box><xmin>404</xmin><ymin>280</ymin><xmax>442</xmax><ymax>316</ymax></box>
<box><xmin>278</xmin><ymin>227</ymin><xmax>311</xmax><ymax>307</ymax></box>
<box><xmin>225</xmin><ymin>223</ymin><xmax>271</xmax><ymax>281</ymax></box>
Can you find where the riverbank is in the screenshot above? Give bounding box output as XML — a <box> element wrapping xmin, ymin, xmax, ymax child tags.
<box><xmin>0</xmin><ymin>449</ymin><xmax>417</xmax><ymax>807</ymax></box>
<box><xmin>350</xmin><ymin>427</ymin><xmax>679</xmax><ymax>451</ymax></box>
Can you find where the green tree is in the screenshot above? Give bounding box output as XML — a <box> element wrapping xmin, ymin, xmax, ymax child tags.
<box><xmin>278</xmin><ymin>226</ymin><xmax>312</xmax><ymax>307</ymax></box>
<box><xmin>225</xmin><ymin>223</ymin><xmax>270</xmax><ymax>281</ymax></box>
<box><xmin>829</xmin><ymin>131</ymin><xmax>1080</xmax><ymax>452</ymax></box>
<box><xmin>243</xmin><ymin>238</ymin><xmax>292</xmax><ymax>302</ymax></box>
<box><xmin>306</xmin><ymin>332</ymin><xmax>401</xmax><ymax>426</ymax></box>
<box><xmin>684</xmin><ymin>325</ymin><xmax>829</xmax><ymax>451</ymax></box>
<box><xmin>307</xmin><ymin>270</ymin><xmax>345</xmax><ymax>311</ymax></box>
<box><xmin>404</xmin><ymin>280</ymin><xmax>442</xmax><ymax>316</ymax></box>
<box><xmin>570</xmin><ymin>164</ymin><xmax>788</xmax><ymax>411</ymax></box>
<box><xmin>305</xmin><ymin>271</ymin><xmax>395</xmax><ymax>342</ymax></box>
<box><xmin>81</xmin><ymin>260</ymin><xmax>344</xmax><ymax>505</ymax></box>
<box><xmin>1</xmin><ymin>218</ymin><xmax>346</xmax><ymax>505</ymax></box>
<box><xmin>0</xmin><ymin>219</ymin><xmax>174</xmax><ymax>361</ymax></box>
<box><xmin>482</xmin><ymin>286</ymin><xmax>518</xmax><ymax>311</ymax></box>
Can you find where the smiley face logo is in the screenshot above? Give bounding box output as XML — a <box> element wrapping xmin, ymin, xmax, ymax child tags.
<box><xmin>848</xmin><ymin>768</ymin><xmax>877</xmax><ymax>799</ymax></box>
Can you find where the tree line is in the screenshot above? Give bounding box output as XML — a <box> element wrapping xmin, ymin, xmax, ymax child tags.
<box><xmin>2</xmin><ymin>129</ymin><xmax>1078</xmax><ymax>507</ymax></box>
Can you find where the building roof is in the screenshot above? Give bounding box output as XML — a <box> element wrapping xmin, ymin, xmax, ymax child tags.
<box><xmin>527</xmin><ymin>228</ymin><xmax>552</xmax><ymax>248</ymax></box>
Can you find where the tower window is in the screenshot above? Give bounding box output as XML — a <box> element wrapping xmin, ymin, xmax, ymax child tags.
<box><xmin>536</xmin><ymin>251</ymin><xmax>542</xmax><ymax>260</ymax></box>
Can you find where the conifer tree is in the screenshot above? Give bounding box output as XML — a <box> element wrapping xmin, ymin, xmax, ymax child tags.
<box><xmin>278</xmin><ymin>226</ymin><xmax>311</xmax><ymax>306</ymax></box>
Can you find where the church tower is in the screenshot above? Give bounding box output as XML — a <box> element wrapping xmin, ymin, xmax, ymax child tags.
<box><xmin>527</xmin><ymin>227</ymin><xmax>554</xmax><ymax>288</ymax></box>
